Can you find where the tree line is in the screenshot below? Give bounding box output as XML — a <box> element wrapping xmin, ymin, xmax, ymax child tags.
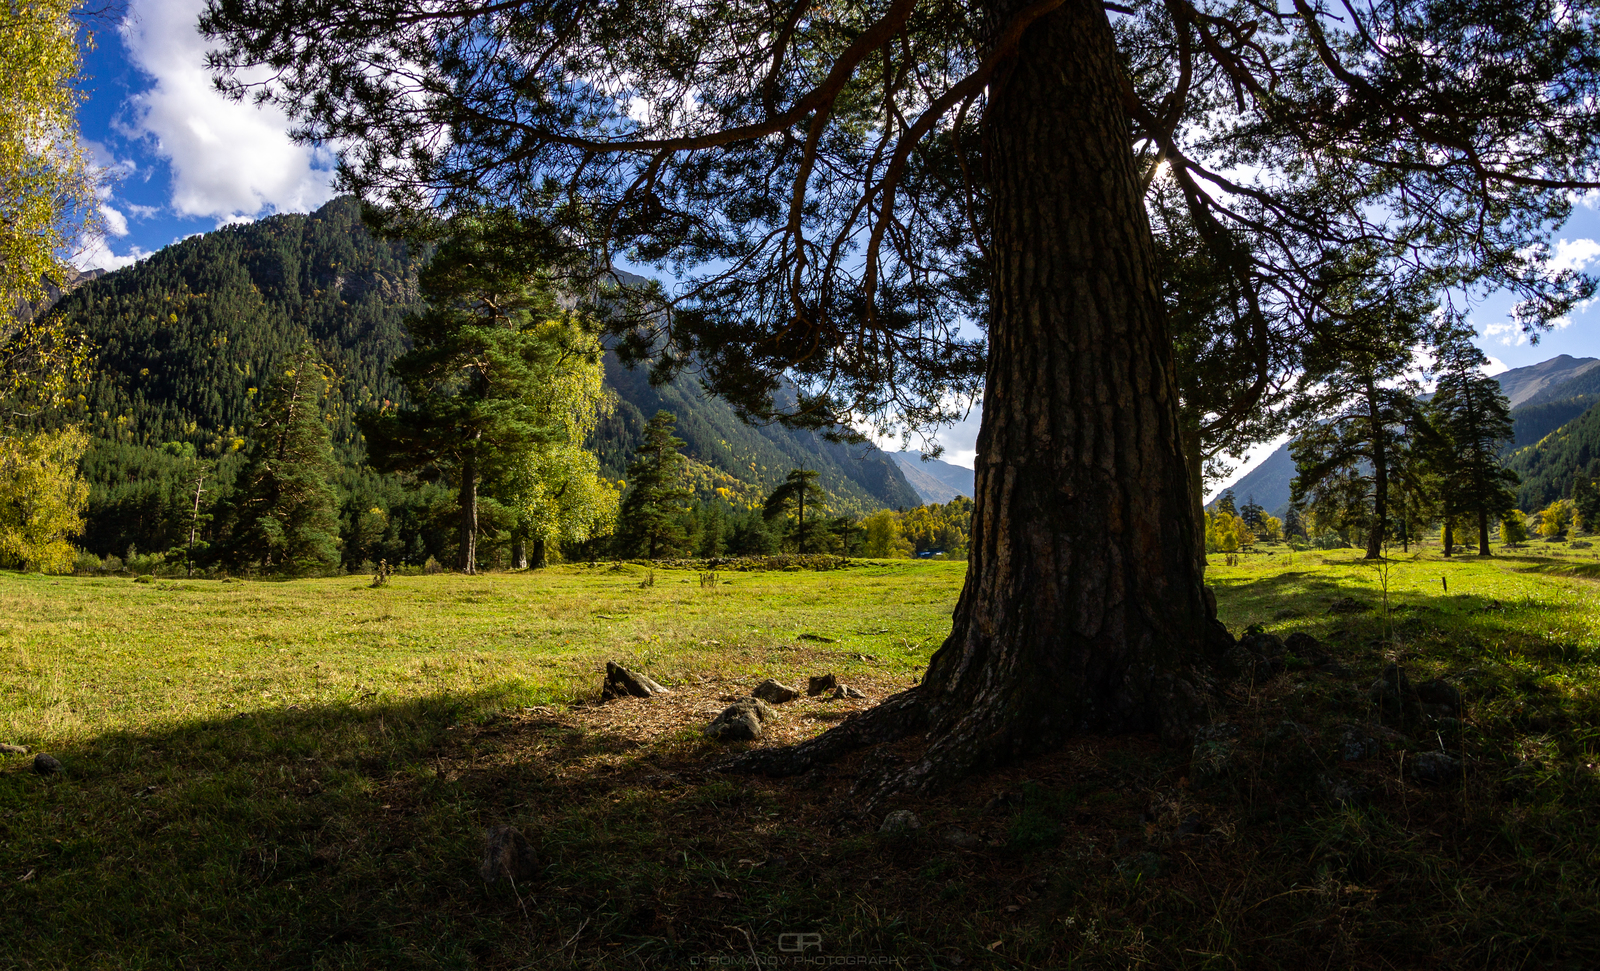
<box><xmin>1202</xmin><ymin>323</ymin><xmax>1600</xmax><ymax>557</ymax></box>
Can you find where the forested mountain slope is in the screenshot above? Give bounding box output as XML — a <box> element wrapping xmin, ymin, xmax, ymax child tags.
<box><xmin>1505</xmin><ymin>401</ymin><xmax>1600</xmax><ymax>508</ymax></box>
<box><xmin>38</xmin><ymin>197</ymin><xmax>918</xmax><ymax>557</ymax></box>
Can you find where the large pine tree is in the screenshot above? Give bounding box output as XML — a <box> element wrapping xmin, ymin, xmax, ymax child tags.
<box><xmin>227</xmin><ymin>344</ymin><xmax>342</xmax><ymax>574</ymax></box>
<box><xmin>206</xmin><ymin>0</ymin><xmax>1600</xmax><ymax>798</ymax></box>
<box><xmin>360</xmin><ymin>213</ymin><xmax>566</xmax><ymax>574</ymax></box>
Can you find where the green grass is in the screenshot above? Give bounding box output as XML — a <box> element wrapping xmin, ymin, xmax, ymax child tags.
<box><xmin>2</xmin><ymin>549</ymin><xmax>1600</xmax><ymax>968</ymax></box>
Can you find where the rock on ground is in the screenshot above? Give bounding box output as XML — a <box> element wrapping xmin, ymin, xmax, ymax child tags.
<box><xmin>807</xmin><ymin>673</ymin><xmax>837</xmax><ymax>697</ymax></box>
<box><xmin>32</xmin><ymin>754</ymin><xmax>62</xmax><ymax>776</ymax></box>
<box><xmin>601</xmin><ymin>661</ymin><xmax>670</xmax><ymax>700</ymax></box>
<box><xmin>880</xmin><ymin>810</ymin><xmax>920</xmax><ymax>833</ymax></box>
<box><xmin>751</xmin><ymin>679</ymin><xmax>799</xmax><ymax>704</ymax></box>
<box><xmin>705</xmin><ymin>699</ymin><xmax>779</xmax><ymax>742</ymax></box>
<box><xmin>1413</xmin><ymin>751</ymin><xmax>1464</xmax><ymax>786</ymax></box>
<box><xmin>480</xmin><ymin>825</ymin><xmax>539</xmax><ymax>884</ymax></box>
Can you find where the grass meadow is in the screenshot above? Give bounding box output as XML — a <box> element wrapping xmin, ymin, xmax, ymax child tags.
<box><xmin>2</xmin><ymin>547</ymin><xmax>1599</xmax><ymax>969</ymax></box>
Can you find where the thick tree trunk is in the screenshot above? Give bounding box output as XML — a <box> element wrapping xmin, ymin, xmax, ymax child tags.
<box><xmin>459</xmin><ymin>449</ymin><xmax>478</xmax><ymax>575</ymax></box>
<box><xmin>514</xmin><ymin>536</ymin><xmax>528</xmax><ymax>570</ymax></box>
<box><xmin>1478</xmin><ymin>507</ymin><xmax>1490</xmax><ymax>556</ymax></box>
<box><xmin>727</xmin><ymin>0</ymin><xmax>1228</xmax><ymax>799</ymax></box>
<box><xmin>1442</xmin><ymin>520</ymin><xmax>1453</xmax><ymax>557</ymax></box>
<box><xmin>531</xmin><ymin>537</ymin><xmax>548</xmax><ymax>569</ymax></box>
<box><xmin>1364</xmin><ymin>379</ymin><xmax>1388</xmax><ymax>560</ymax></box>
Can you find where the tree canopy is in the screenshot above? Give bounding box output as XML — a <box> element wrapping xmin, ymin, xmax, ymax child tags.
<box><xmin>203</xmin><ymin>0</ymin><xmax>1600</xmax><ymax>442</ymax></box>
<box><xmin>200</xmin><ymin>0</ymin><xmax>1600</xmax><ymax>798</ymax></box>
<box><xmin>1</xmin><ymin>0</ymin><xmax>97</xmax><ymax>316</ymax></box>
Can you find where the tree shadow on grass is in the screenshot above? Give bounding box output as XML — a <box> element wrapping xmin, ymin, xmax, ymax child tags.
<box><xmin>6</xmin><ymin>571</ymin><xmax>1600</xmax><ymax>969</ymax></box>
<box><xmin>2</xmin><ymin>682</ymin><xmax>1013</xmax><ymax>970</ymax></box>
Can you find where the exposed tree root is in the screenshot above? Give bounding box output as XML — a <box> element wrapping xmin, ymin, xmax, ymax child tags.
<box><xmin>718</xmin><ymin>687</ymin><xmax>928</xmax><ymax>779</ymax></box>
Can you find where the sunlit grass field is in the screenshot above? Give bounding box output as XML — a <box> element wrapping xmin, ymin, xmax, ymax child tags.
<box><xmin>2</xmin><ymin>546</ymin><xmax>1598</xmax><ymax>969</ymax></box>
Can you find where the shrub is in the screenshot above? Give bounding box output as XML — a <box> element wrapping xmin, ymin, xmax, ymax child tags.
<box><xmin>74</xmin><ymin>550</ymin><xmax>103</xmax><ymax>574</ymax></box>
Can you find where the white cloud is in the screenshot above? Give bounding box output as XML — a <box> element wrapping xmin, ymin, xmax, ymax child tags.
<box><xmin>1571</xmin><ymin>188</ymin><xmax>1600</xmax><ymax>210</ymax></box>
<box><xmin>118</xmin><ymin>0</ymin><xmax>337</xmax><ymax>220</ymax></box>
<box><xmin>1549</xmin><ymin>237</ymin><xmax>1600</xmax><ymax>273</ymax></box>
<box><xmin>100</xmin><ymin>204</ymin><xmax>130</xmax><ymax>237</ymax></box>
<box><xmin>123</xmin><ymin>202</ymin><xmax>161</xmax><ymax>219</ymax></box>
<box><xmin>73</xmin><ymin>235</ymin><xmax>149</xmax><ymax>272</ymax></box>
<box><xmin>1482</xmin><ymin>355</ymin><xmax>1509</xmax><ymax>376</ymax></box>
<box><xmin>215</xmin><ymin>213</ymin><xmax>257</xmax><ymax>228</ymax></box>
<box><xmin>1483</xmin><ymin>322</ymin><xmax>1528</xmax><ymax>347</ymax></box>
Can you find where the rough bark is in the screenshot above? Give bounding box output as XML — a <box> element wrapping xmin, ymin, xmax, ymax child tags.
<box><xmin>1478</xmin><ymin>507</ymin><xmax>1490</xmax><ymax>557</ymax></box>
<box><xmin>1442</xmin><ymin>520</ymin><xmax>1454</xmax><ymax>557</ymax></box>
<box><xmin>514</xmin><ymin>536</ymin><xmax>528</xmax><ymax>570</ymax></box>
<box><xmin>531</xmin><ymin>537</ymin><xmax>548</xmax><ymax>569</ymax></box>
<box><xmin>725</xmin><ymin>0</ymin><xmax>1229</xmax><ymax>802</ymax></box>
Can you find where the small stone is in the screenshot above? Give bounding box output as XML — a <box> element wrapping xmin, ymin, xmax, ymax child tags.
<box><xmin>0</xmin><ymin>743</ymin><xmax>28</xmax><ymax>755</ymax></box>
<box><xmin>32</xmin><ymin>754</ymin><xmax>61</xmax><ymax>776</ymax></box>
<box><xmin>705</xmin><ymin>699</ymin><xmax>778</xmax><ymax>742</ymax></box>
<box><xmin>1191</xmin><ymin>723</ymin><xmax>1239</xmax><ymax>784</ymax></box>
<box><xmin>1328</xmin><ymin>596</ymin><xmax>1371</xmax><ymax>615</ymax></box>
<box><xmin>1415</xmin><ymin>678</ymin><xmax>1462</xmax><ymax>716</ymax></box>
<box><xmin>600</xmin><ymin>661</ymin><xmax>670</xmax><ymax>700</ymax></box>
<box><xmin>1239</xmin><ymin>632</ymin><xmax>1287</xmax><ymax>659</ymax></box>
<box><xmin>806</xmin><ymin>673</ymin><xmax>837</xmax><ymax>697</ymax></box>
<box><xmin>1336</xmin><ymin>724</ymin><xmax>1378</xmax><ymax>762</ymax></box>
<box><xmin>1283</xmin><ymin>631</ymin><xmax>1327</xmax><ymax>663</ymax></box>
<box><xmin>1369</xmin><ymin>663</ymin><xmax>1420</xmax><ymax>724</ymax></box>
<box><xmin>751</xmin><ymin>679</ymin><xmax>800</xmax><ymax>704</ymax></box>
<box><xmin>1317</xmin><ymin>773</ymin><xmax>1369</xmax><ymax>808</ymax></box>
<box><xmin>879</xmin><ymin>810</ymin><xmax>920</xmax><ymax>833</ymax></box>
<box><xmin>829</xmin><ymin>685</ymin><xmax>866</xmax><ymax>700</ymax></box>
<box><xmin>480</xmin><ymin>825</ymin><xmax>539</xmax><ymax>884</ymax></box>
<box><xmin>944</xmin><ymin>827</ymin><xmax>982</xmax><ymax>849</ymax></box>
<box><xmin>1412</xmin><ymin>751</ymin><xmax>1463</xmax><ymax>786</ymax></box>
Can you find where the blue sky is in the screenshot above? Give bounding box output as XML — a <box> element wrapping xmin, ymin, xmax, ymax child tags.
<box><xmin>71</xmin><ymin>0</ymin><xmax>1600</xmax><ymax>475</ymax></box>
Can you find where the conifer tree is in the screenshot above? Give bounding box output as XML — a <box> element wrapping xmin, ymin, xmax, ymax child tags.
<box><xmin>1290</xmin><ymin>284</ymin><xmax>1430</xmax><ymax>559</ymax></box>
<box><xmin>1429</xmin><ymin>327</ymin><xmax>1518</xmax><ymax>557</ymax></box>
<box><xmin>228</xmin><ymin>344</ymin><xmax>342</xmax><ymax>573</ymax></box>
<box><xmin>764</xmin><ymin>468</ymin><xmax>826</xmax><ymax>553</ymax></box>
<box><xmin>1574</xmin><ymin>476</ymin><xmax>1600</xmax><ymax>535</ymax></box>
<box><xmin>207</xmin><ymin>0</ymin><xmax>1600</xmax><ymax>796</ymax></box>
<box><xmin>616</xmin><ymin>411</ymin><xmax>692</xmax><ymax>559</ymax></box>
<box><xmin>360</xmin><ymin>212</ymin><xmax>566</xmax><ymax>573</ymax></box>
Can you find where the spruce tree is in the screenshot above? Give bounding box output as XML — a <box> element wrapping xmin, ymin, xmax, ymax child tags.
<box><xmin>360</xmin><ymin>212</ymin><xmax>565</xmax><ymax>574</ymax></box>
<box><xmin>1428</xmin><ymin>327</ymin><xmax>1519</xmax><ymax>557</ymax></box>
<box><xmin>616</xmin><ymin>411</ymin><xmax>692</xmax><ymax>559</ymax></box>
<box><xmin>229</xmin><ymin>344</ymin><xmax>342</xmax><ymax>574</ymax></box>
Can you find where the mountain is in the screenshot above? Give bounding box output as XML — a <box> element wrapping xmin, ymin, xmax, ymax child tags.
<box><xmin>1213</xmin><ymin>355</ymin><xmax>1600</xmax><ymax>515</ymax></box>
<box><xmin>36</xmin><ymin>196</ymin><xmax>919</xmax><ymax>559</ymax></box>
<box><xmin>891</xmin><ymin>450</ymin><xmax>975</xmax><ymax>504</ymax></box>
<box><xmin>1210</xmin><ymin>445</ymin><xmax>1296</xmax><ymax>516</ymax></box>
<box><xmin>8</xmin><ymin>267</ymin><xmax>107</xmax><ymax>332</ymax></box>
<box><xmin>1505</xmin><ymin>401</ymin><xmax>1600</xmax><ymax>508</ymax></box>
<box><xmin>1509</xmin><ymin>396</ymin><xmax>1598</xmax><ymax>451</ymax></box>
<box><xmin>1493</xmin><ymin>354</ymin><xmax>1600</xmax><ymax>408</ymax></box>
